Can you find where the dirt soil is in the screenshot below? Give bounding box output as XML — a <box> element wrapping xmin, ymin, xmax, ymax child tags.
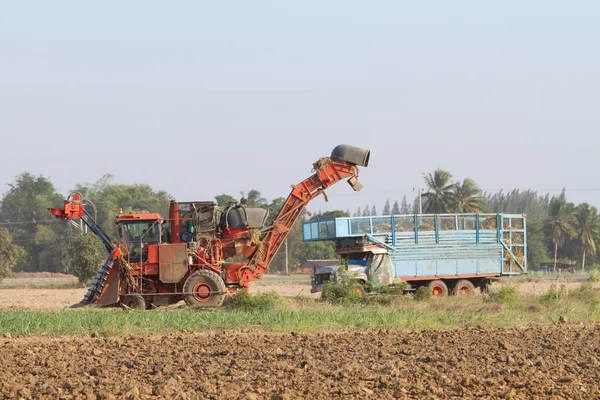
<box><xmin>0</xmin><ymin>279</ymin><xmax>317</xmax><ymax>310</ymax></box>
<box><xmin>1</xmin><ymin>324</ymin><xmax>599</xmax><ymax>399</ymax></box>
<box><xmin>0</xmin><ymin>277</ymin><xmax>594</xmax><ymax>310</ymax></box>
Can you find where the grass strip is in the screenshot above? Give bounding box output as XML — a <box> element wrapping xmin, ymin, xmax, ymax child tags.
<box><xmin>0</xmin><ymin>293</ymin><xmax>599</xmax><ymax>337</ymax></box>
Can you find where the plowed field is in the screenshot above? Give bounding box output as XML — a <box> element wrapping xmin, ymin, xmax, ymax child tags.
<box><xmin>2</xmin><ymin>324</ymin><xmax>599</xmax><ymax>399</ymax></box>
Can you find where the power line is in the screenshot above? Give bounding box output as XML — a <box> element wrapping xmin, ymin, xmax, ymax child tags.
<box><xmin>0</xmin><ymin>220</ymin><xmax>59</xmax><ymax>226</ymax></box>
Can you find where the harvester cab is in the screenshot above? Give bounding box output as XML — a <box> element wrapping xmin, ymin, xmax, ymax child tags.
<box><xmin>116</xmin><ymin>213</ymin><xmax>162</xmax><ymax>262</ymax></box>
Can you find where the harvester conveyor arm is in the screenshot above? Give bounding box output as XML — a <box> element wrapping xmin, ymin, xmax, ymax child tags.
<box><xmin>239</xmin><ymin>145</ymin><xmax>370</xmax><ymax>285</ymax></box>
<box><xmin>80</xmin><ymin>209</ymin><xmax>115</xmax><ymax>253</ymax></box>
<box><xmin>47</xmin><ymin>193</ymin><xmax>114</xmax><ymax>253</ymax></box>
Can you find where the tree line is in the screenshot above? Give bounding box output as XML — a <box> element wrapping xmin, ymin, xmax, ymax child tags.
<box><xmin>352</xmin><ymin>169</ymin><xmax>600</xmax><ymax>272</ymax></box>
<box><xmin>0</xmin><ymin>169</ymin><xmax>598</xmax><ymax>281</ymax></box>
<box><xmin>0</xmin><ymin>173</ymin><xmax>339</xmax><ymax>281</ymax></box>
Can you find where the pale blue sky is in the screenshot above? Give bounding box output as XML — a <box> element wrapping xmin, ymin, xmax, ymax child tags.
<box><xmin>1</xmin><ymin>1</ymin><xmax>598</xmax><ymax>214</ymax></box>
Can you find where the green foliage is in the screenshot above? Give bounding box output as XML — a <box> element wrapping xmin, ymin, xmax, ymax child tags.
<box><xmin>321</xmin><ymin>281</ymin><xmax>364</xmax><ymax>305</ymax></box>
<box><xmin>4</xmin><ymin>286</ymin><xmax>600</xmax><ymax>336</ymax></box>
<box><xmin>451</xmin><ymin>178</ymin><xmax>485</xmax><ymax>213</ymax></box>
<box><xmin>366</xmin><ymin>294</ymin><xmax>394</xmax><ymax>305</ymax></box>
<box><xmin>214</xmin><ymin>194</ymin><xmax>237</xmax><ymax>206</ymax></box>
<box><xmin>486</xmin><ymin>285</ymin><xmax>518</xmax><ymax>304</ymax></box>
<box><xmin>422</xmin><ymin>169</ymin><xmax>455</xmax><ymax>213</ymax></box>
<box><xmin>0</xmin><ymin>173</ymin><xmax>66</xmax><ymax>272</ymax></box>
<box><xmin>546</xmin><ymin>196</ymin><xmax>577</xmax><ymax>270</ymax></box>
<box><xmin>538</xmin><ymin>283</ymin><xmax>570</xmax><ymax>302</ymax></box>
<box><xmin>228</xmin><ymin>290</ymin><xmax>285</xmax><ymax>310</ymax></box>
<box><xmin>265</xmin><ymin>197</ymin><xmax>286</xmax><ymax>225</ymax></box>
<box><xmin>574</xmin><ymin>203</ymin><xmax>600</xmax><ymax>272</ymax></box>
<box><xmin>269</xmin><ymin>218</ymin><xmax>303</xmax><ymax>273</ymax></box>
<box><xmin>485</xmin><ymin>189</ymin><xmax>550</xmax><ymax>220</ymax></box>
<box><xmin>246</xmin><ymin>189</ymin><xmax>267</xmax><ymax>207</ymax></box>
<box><xmin>362</xmin><ymin>205</ymin><xmax>370</xmax><ymax>216</ymax></box>
<box><xmin>588</xmin><ymin>269</ymin><xmax>600</xmax><ymax>282</ymax></box>
<box><xmin>309</xmin><ymin>210</ymin><xmax>349</xmax><ymax>221</ymax></box>
<box><xmin>374</xmin><ymin>283</ymin><xmax>409</xmax><ymax>295</ymax></box>
<box><xmin>526</xmin><ymin>220</ymin><xmax>550</xmax><ymax>270</ymax></box>
<box><xmin>321</xmin><ymin>280</ymin><xmax>408</xmax><ymax>305</ymax></box>
<box><xmin>570</xmin><ymin>282</ymin><xmax>598</xmax><ymax>304</ymax></box>
<box><xmin>413</xmin><ymin>286</ymin><xmax>431</xmax><ymax>301</ymax></box>
<box><xmin>299</xmin><ymin>241</ymin><xmax>336</xmax><ymax>262</ymax></box>
<box><xmin>0</xmin><ymin>228</ymin><xmax>25</xmax><ymax>282</ymax></box>
<box><xmin>382</xmin><ymin>199</ymin><xmax>391</xmax><ymax>215</ymax></box>
<box><xmin>64</xmin><ymin>233</ymin><xmax>105</xmax><ymax>284</ymax></box>
<box><xmin>73</xmin><ymin>174</ymin><xmax>172</xmax><ymax>239</ymax></box>
<box><xmin>392</xmin><ymin>200</ymin><xmax>401</xmax><ymax>215</ymax></box>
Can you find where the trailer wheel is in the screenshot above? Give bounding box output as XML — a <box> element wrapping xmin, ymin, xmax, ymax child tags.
<box><xmin>348</xmin><ymin>283</ymin><xmax>366</xmax><ymax>298</ymax></box>
<box><xmin>453</xmin><ymin>279</ymin><xmax>475</xmax><ymax>296</ymax></box>
<box><xmin>120</xmin><ymin>294</ymin><xmax>146</xmax><ymax>310</ymax></box>
<box><xmin>427</xmin><ymin>280</ymin><xmax>448</xmax><ymax>297</ymax></box>
<box><xmin>183</xmin><ymin>270</ymin><xmax>226</xmax><ymax>308</ymax></box>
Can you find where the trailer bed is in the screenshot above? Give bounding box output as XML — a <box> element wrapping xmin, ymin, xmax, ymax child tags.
<box><xmin>303</xmin><ymin>213</ymin><xmax>527</xmax><ymax>280</ymax></box>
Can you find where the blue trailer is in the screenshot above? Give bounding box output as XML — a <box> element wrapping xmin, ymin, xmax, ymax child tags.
<box><xmin>302</xmin><ymin>213</ymin><xmax>526</xmax><ymax>296</ymax></box>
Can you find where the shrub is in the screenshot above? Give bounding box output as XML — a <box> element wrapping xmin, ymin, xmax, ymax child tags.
<box><xmin>375</xmin><ymin>283</ymin><xmax>409</xmax><ymax>295</ymax></box>
<box><xmin>587</xmin><ymin>270</ymin><xmax>600</xmax><ymax>283</ymax></box>
<box><xmin>0</xmin><ymin>228</ymin><xmax>25</xmax><ymax>283</ymax></box>
<box><xmin>228</xmin><ymin>290</ymin><xmax>285</xmax><ymax>311</ymax></box>
<box><xmin>321</xmin><ymin>281</ymin><xmax>364</xmax><ymax>305</ymax></box>
<box><xmin>539</xmin><ymin>283</ymin><xmax>567</xmax><ymax>302</ymax></box>
<box><xmin>486</xmin><ymin>285</ymin><xmax>518</xmax><ymax>304</ymax></box>
<box><xmin>366</xmin><ymin>294</ymin><xmax>394</xmax><ymax>306</ymax></box>
<box><xmin>412</xmin><ymin>286</ymin><xmax>431</xmax><ymax>302</ymax></box>
<box><xmin>570</xmin><ymin>282</ymin><xmax>600</xmax><ymax>306</ymax></box>
<box><xmin>64</xmin><ymin>233</ymin><xmax>104</xmax><ymax>284</ymax></box>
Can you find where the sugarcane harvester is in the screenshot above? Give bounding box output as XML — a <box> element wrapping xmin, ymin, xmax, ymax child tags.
<box><xmin>48</xmin><ymin>145</ymin><xmax>370</xmax><ymax>309</ymax></box>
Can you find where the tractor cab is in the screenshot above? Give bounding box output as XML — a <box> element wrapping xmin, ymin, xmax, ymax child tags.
<box><xmin>116</xmin><ymin>213</ymin><xmax>162</xmax><ymax>262</ymax></box>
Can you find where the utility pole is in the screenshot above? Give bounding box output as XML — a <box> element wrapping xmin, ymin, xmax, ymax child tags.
<box><xmin>413</xmin><ymin>188</ymin><xmax>424</xmax><ymax>215</ymax></box>
<box><xmin>285</xmin><ymin>239</ymin><xmax>289</xmax><ymax>275</ymax></box>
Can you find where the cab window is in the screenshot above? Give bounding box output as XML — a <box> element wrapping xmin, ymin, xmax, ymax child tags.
<box><xmin>121</xmin><ymin>222</ymin><xmax>159</xmax><ymax>241</ymax></box>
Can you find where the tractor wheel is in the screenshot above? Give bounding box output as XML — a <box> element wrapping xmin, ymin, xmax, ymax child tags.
<box><xmin>183</xmin><ymin>270</ymin><xmax>226</xmax><ymax>308</ymax></box>
<box><xmin>453</xmin><ymin>279</ymin><xmax>475</xmax><ymax>296</ymax></box>
<box><xmin>120</xmin><ymin>294</ymin><xmax>146</xmax><ymax>310</ymax></box>
<box><xmin>427</xmin><ymin>280</ymin><xmax>449</xmax><ymax>298</ymax></box>
<box><xmin>348</xmin><ymin>283</ymin><xmax>366</xmax><ymax>298</ymax></box>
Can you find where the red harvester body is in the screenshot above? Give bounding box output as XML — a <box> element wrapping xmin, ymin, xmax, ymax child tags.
<box><xmin>48</xmin><ymin>145</ymin><xmax>370</xmax><ymax>308</ymax></box>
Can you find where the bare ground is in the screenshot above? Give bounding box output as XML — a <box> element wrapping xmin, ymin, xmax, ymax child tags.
<box><xmin>0</xmin><ymin>277</ymin><xmax>318</xmax><ymax>309</ymax></box>
<box><xmin>1</xmin><ymin>275</ymin><xmax>596</xmax><ymax>310</ymax></box>
<box><xmin>1</xmin><ymin>324</ymin><xmax>599</xmax><ymax>399</ymax></box>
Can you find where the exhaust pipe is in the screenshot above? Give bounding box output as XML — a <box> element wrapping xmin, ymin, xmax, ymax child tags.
<box><xmin>330</xmin><ymin>144</ymin><xmax>370</xmax><ymax>167</ymax></box>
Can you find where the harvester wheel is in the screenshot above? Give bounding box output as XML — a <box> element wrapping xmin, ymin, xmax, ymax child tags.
<box><xmin>453</xmin><ymin>279</ymin><xmax>475</xmax><ymax>296</ymax></box>
<box><xmin>120</xmin><ymin>294</ymin><xmax>146</xmax><ymax>310</ymax></box>
<box><xmin>183</xmin><ymin>270</ymin><xmax>226</xmax><ymax>308</ymax></box>
<box><xmin>427</xmin><ymin>280</ymin><xmax>448</xmax><ymax>297</ymax></box>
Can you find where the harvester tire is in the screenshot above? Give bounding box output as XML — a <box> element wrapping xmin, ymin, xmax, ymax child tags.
<box><xmin>453</xmin><ymin>279</ymin><xmax>475</xmax><ymax>296</ymax></box>
<box><xmin>120</xmin><ymin>294</ymin><xmax>146</xmax><ymax>310</ymax></box>
<box><xmin>427</xmin><ymin>280</ymin><xmax>448</xmax><ymax>297</ymax></box>
<box><xmin>183</xmin><ymin>270</ymin><xmax>226</xmax><ymax>308</ymax></box>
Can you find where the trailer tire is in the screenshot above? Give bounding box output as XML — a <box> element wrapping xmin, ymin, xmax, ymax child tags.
<box><xmin>453</xmin><ymin>279</ymin><xmax>475</xmax><ymax>296</ymax></box>
<box><xmin>121</xmin><ymin>294</ymin><xmax>146</xmax><ymax>310</ymax></box>
<box><xmin>427</xmin><ymin>280</ymin><xmax>448</xmax><ymax>297</ymax></box>
<box><xmin>348</xmin><ymin>283</ymin><xmax>366</xmax><ymax>298</ymax></box>
<box><xmin>183</xmin><ymin>270</ymin><xmax>226</xmax><ymax>308</ymax></box>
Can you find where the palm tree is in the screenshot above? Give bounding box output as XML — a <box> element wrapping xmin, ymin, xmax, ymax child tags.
<box><xmin>575</xmin><ymin>203</ymin><xmax>600</xmax><ymax>272</ymax></box>
<box><xmin>450</xmin><ymin>178</ymin><xmax>485</xmax><ymax>213</ymax></box>
<box><xmin>546</xmin><ymin>198</ymin><xmax>577</xmax><ymax>272</ymax></box>
<box><xmin>422</xmin><ymin>169</ymin><xmax>455</xmax><ymax>213</ymax></box>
